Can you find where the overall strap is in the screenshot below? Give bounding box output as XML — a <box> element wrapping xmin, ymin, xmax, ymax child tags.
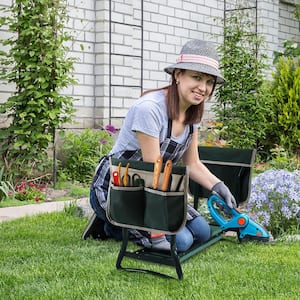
<box><xmin>167</xmin><ymin>119</ymin><xmax>194</xmax><ymax>138</ymax></box>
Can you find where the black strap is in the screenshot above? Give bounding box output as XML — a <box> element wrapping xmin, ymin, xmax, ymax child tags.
<box><xmin>167</xmin><ymin>119</ymin><xmax>194</xmax><ymax>138</ymax></box>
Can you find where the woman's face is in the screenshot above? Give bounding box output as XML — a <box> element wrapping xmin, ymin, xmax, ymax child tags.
<box><xmin>175</xmin><ymin>70</ymin><xmax>216</xmax><ymax>108</ymax></box>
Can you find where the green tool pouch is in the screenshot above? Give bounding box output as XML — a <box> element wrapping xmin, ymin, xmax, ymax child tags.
<box><xmin>106</xmin><ymin>157</ymin><xmax>188</xmax><ymax>234</ymax></box>
<box><xmin>108</xmin><ymin>185</ymin><xmax>145</xmax><ymax>227</ymax></box>
<box><xmin>144</xmin><ymin>188</ymin><xmax>185</xmax><ymax>232</ymax></box>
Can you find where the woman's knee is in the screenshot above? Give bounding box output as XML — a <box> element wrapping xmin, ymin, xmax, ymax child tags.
<box><xmin>174</xmin><ymin>227</ymin><xmax>194</xmax><ymax>252</ymax></box>
<box><xmin>187</xmin><ymin>216</ymin><xmax>211</xmax><ymax>243</ymax></box>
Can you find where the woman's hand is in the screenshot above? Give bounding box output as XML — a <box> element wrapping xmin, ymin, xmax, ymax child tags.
<box><xmin>211</xmin><ymin>181</ymin><xmax>237</xmax><ymax>208</ymax></box>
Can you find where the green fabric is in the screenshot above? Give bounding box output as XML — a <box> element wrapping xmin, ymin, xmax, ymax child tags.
<box><xmin>108</xmin><ymin>158</ymin><xmax>187</xmax><ymax>233</ymax></box>
<box><xmin>109</xmin><ymin>186</ymin><xmax>145</xmax><ymax>227</ymax></box>
<box><xmin>144</xmin><ymin>188</ymin><xmax>185</xmax><ymax>232</ymax></box>
<box><xmin>190</xmin><ymin>146</ymin><xmax>256</xmax><ymax>205</ymax></box>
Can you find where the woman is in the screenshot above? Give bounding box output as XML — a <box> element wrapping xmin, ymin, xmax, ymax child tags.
<box><xmin>82</xmin><ymin>39</ymin><xmax>236</xmax><ymax>252</ymax></box>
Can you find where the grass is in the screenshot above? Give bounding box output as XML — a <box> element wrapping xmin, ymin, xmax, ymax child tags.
<box><xmin>0</xmin><ymin>211</ymin><xmax>299</xmax><ymax>299</ymax></box>
<box><xmin>0</xmin><ymin>198</ymin><xmax>43</xmax><ymax>208</ymax></box>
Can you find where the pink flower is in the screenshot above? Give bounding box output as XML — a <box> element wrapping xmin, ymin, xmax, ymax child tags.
<box><xmin>100</xmin><ymin>138</ymin><xmax>108</xmax><ymax>145</ymax></box>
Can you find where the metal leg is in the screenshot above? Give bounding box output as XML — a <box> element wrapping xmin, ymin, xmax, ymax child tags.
<box><xmin>170</xmin><ymin>235</ymin><xmax>183</xmax><ymax>280</ymax></box>
<box><xmin>116</xmin><ymin>228</ymin><xmax>129</xmax><ymax>269</ymax></box>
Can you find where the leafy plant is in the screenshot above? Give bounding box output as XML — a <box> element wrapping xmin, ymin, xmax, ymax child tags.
<box><xmin>213</xmin><ymin>5</ymin><xmax>270</xmax><ymax>149</ymax></box>
<box><xmin>199</xmin><ymin>120</ymin><xmax>229</xmax><ymax>147</ymax></box>
<box><xmin>0</xmin><ymin>0</ymin><xmax>77</xmax><ymax>181</ymax></box>
<box><xmin>60</xmin><ymin>125</ymin><xmax>117</xmax><ymax>183</ymax></box>
<box><xmin>273</xmin><ymin>40</ymin><xmax>300</xmax><ymax>64</ymax></box>
<box><xmin>264</xmin><ymin>56</ymin><xmax>300</xmax><ymax>154</ymax></box>
<box><xmin>268</xmin><ymin>145</ymin><xmax>300</xmax><ymax>171</ymax></box>
<box><xmin>247</xmin><ymin>169</ymin><xmax>300</xmax><ymax>238</ymax></box>
<box><xmin>0</xmin><ymin>167</ymin><xmax>14</xmax><ymax>201</ymax></box>
<box><xmin>273</xmin><ymin>4</ymin><xmax>300</xmax><ymax>63</ymax></box>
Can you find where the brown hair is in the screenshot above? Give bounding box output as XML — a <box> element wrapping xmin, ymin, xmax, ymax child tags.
<box><xmin>142</xmin><ymin>69</ymin><xmax>216</xmax><ymax>125</ymax></box>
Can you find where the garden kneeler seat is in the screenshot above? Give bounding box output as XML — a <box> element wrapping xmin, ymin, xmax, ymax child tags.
<box><xmin>190</xmin><ymin>146</ymin><xmax>256</xmax><ymax>209</ymax></box>
<box><xmin>106</xmin><ymin>158</ymin><xmax>223</xmax><ymax>280</ymax></box>
<box><xmin>106</xmin><ymin>147</ymin><xmax>256</xmax><ymax>279</ymax></box>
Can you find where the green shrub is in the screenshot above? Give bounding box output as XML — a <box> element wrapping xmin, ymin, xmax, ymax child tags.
<box><xmin>60</xmin><ymin>126</ymin><xmax>117</xmax><ymax>183</ymax></box>
<box><xmin>214</xmin><ymin>7</ymin><xmax>270</xmax><ymax>149</ymax></box>
<box><xmin>264</xmin><ymin>56</ymin><xmax>300</xmax><ymax>154</ymax></box>
<box><xmin>268</xmin><ymin>145</ymin><xmax>300</xmax><ymax>171</ymax></box>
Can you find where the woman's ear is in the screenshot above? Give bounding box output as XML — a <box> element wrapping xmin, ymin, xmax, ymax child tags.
<box><xmin>174</xmin><ymin>69</ymin><xmax>181</xmax><ymax>82</ymax></box>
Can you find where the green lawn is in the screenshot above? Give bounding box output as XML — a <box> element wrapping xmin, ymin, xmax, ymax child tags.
<box><xmin>0</xmin><ymin>211</ymin><xmax>299</xmax><ymax>300</ymax></box>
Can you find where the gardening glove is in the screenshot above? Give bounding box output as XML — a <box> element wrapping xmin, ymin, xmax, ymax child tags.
<box><xmin>212</xmin><ymin>181</ymin><xmax>237</xmax><ymax>208</ymax></box>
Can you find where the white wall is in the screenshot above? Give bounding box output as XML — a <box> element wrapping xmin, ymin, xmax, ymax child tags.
<box><xmin>0</xmin><ymin>0</ymin><xmax>299</xmax><ymax>129</ymax></box>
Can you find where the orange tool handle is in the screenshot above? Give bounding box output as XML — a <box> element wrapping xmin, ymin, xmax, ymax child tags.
<box><xmin>152</xmin><ymin>155</ymin><xmax>163</xmax><ymax>189</ymax></box>
<box><xmin>123</xmin><ymin>163</ymin><xmax>130</xmax><ymax>187</ymax></box>
<box><xmin>161</xmin><ymin>160</ymin><xmax>172</xmax><ymax>191</ymax></box>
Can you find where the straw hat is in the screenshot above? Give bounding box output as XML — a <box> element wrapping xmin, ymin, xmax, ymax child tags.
<box><xmin>164</xmin><ymin>39</ymin><xmax>225</xmax><ymax>84</ymax></box>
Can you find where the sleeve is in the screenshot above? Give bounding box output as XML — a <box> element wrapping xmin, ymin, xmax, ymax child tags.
<box><xmin>130</xmin><ymin>100</ymin><xmax>164</xmax><ymax>138</ymax></box>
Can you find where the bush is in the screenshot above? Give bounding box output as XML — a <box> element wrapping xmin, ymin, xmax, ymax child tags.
<box><xmin>214</xmin><ymin>7</ymin><xmax>270</xmax><ymax>149</ymax></box>
<box><xmin>60</xmin><ymin>126</ymin><xmax>117</xmax><ymax>183</ymax></box>
<box><xmin>247</xmin><ymin>169</ymin><xmax>300</xmax><ymax>238</ymax></box>
<box><xmin>264</xmin><ymin>56</ymin><xmax>300</xmax><ymax>154</ymax></box>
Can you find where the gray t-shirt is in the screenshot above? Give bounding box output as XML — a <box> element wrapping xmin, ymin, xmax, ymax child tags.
<box><xmin>110</xmin><ymin>89</ymin><xmax>197</xmax><ymax>155</ymax></box>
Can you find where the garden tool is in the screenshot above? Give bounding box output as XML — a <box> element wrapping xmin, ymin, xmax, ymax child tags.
<box><xmin>208</xmin><ymin>193</ymin><xmax>270</xmax><ymax>242</ymax></box>
<box><xmin>152</xmin><ymin>155</ymin><xmax>163</xmax><ymax>189</ymax></box>
<box><xmin>161</xmin><ymin>160</ymin><xmax>172</xmax><ymax>191</ymax></box>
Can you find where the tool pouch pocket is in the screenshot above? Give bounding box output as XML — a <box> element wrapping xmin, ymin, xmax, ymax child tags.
<box><xmin>107</xmin><ymin>158</ymin><xmax>188</xmax><ymax>234</ymax></box>
<box><xmin>108</xmin><ymin>185</ymin><xmax>145</xmax><ymax>227</ymax></box>
<box><xmin>144</xmin><ymin>188</ymin><xmax>185</xmax><ymax>233</ymax></box>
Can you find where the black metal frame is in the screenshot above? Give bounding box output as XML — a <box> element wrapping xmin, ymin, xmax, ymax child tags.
<box><xmin>116</xmin><ymin>225</ymin><xmax>223</xmax><ymax>280</ymax></box>
<box><xmin>112</xmin><ymin>147</ymin><xmax>256</xmax><ymax>280</ymax></box>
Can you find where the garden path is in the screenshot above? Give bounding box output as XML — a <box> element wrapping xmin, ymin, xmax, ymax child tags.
<box><xmin>0</xmin><ymin>197</ymin><xmax>91</xmax><ymax>223</ymax></box>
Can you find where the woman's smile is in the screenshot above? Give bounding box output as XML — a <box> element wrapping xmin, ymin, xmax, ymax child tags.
<box><xmin>192</xmin><ymin>90</ymin><xmax>205</xmax><ymax>101</ymax></box>
<box><xmin>176</xmin><ymin>70</ymin><xmax>216</xmax><ymax>107</ymax></box>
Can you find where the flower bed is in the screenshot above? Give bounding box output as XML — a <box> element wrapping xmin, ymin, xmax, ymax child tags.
<box><xmin>247</xmin><ymin>169</ymin><xmax>300</xmax><ymax>238</ymax></box>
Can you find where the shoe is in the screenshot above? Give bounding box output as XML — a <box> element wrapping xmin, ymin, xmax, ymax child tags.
<box><xmin>149</xmin><ymin>235</ymin><xmax>170</xmax><ymax>251</ymax></box>
<box><xmin>82</xmin><ymin>212</ymin><xmax>107</xmax><ymax>240</ymax></box>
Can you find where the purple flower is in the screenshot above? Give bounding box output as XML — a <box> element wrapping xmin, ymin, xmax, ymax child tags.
<box><xmin>247</xmin><ymin>169</ymin><xmax>300</xmax><ymax>237</ymax></box>
<box><xmin>105</xmin><ymin>124</ymin><xmax>117</xmax><ymax>135</ymax></box>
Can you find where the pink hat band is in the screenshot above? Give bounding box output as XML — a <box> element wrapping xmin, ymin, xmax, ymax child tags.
<box><xmin>176</xmin><ymin>54</ymin><xmax>219</xmax><ymax>71</ymax></box>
